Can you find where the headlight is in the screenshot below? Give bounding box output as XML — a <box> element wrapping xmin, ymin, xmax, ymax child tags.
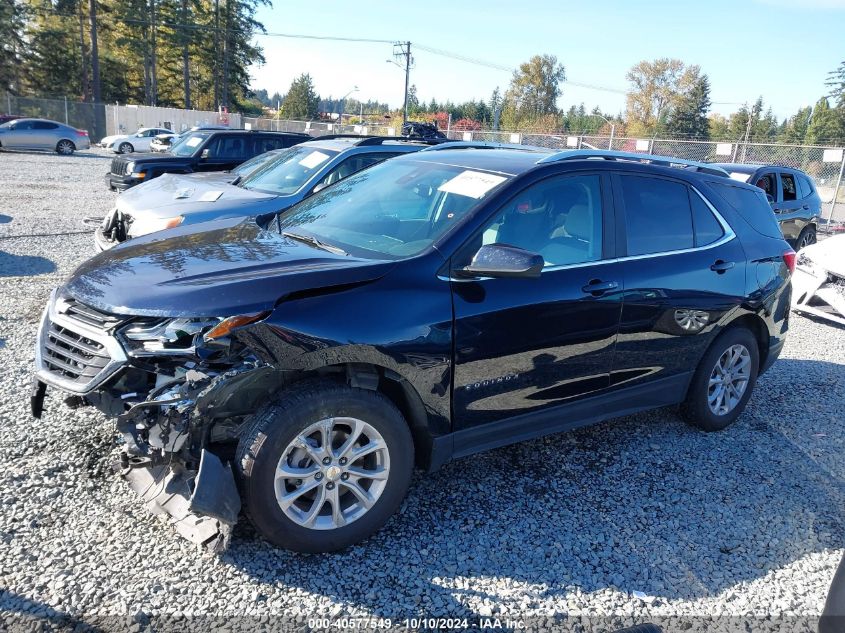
<box><xmin>120</xmin><ymin>318</ymin><xmax>222</xmax><ymax>356</ymax></box>
<box><xmin>127</xmin><ymin>215</ymin><xmax>184</xmax><ymax>237</ymax></box>
<box><xmin>125</xmin><ymin>161</ymin><xmax>135</xmax><ymax>173</ymax></box>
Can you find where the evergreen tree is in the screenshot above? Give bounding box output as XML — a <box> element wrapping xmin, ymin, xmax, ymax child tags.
<box><xmin>279</xmin><ymin>73</ymin><xmax>319</xmax><ymax>120</ymax></box>
<box><xmin>665</xmin><ymin>75</ymin><xmax>711</xmax><ymax>139</ymax></box>
<box><xmin>806</xmin><ymin>97</ymin><xmax>845</xmax><ymax>145</ymax></box>
<box><xmin>826</xmin><ymin>60</ymin><xmax>845</xmax><ymax>107</ymax></box>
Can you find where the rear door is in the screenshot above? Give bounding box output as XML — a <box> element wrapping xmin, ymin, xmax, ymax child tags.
<box><xmin>451</xmin><ymin>171</ymin><xmax>625</xmax><ymax>429</ymax></box>
<box><xmin>610</xmin><ymin>173</ymin><xmax>747</xmax><ymax>392</ymax></box>
<box><xmin>32</xmin><ymin>121</ymin><xmax>60</xmax><ymax>148</ymax></box>
<box><xmin>774</xmin><ymin>170</ymin><xmax>808</xmax><ymax>241</ymax></box>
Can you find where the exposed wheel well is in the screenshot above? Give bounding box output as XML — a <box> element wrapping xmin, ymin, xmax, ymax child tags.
<box><xmin>723</xmin><ymin>314</ymin><xmax>769</xmax><ymax>369</ymax></box>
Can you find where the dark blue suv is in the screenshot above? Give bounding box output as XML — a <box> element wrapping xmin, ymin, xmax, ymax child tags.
<box><xmin>32</xmin><ymin>147</ymin><xmax>794</xmax><ymax>553</ymax></box>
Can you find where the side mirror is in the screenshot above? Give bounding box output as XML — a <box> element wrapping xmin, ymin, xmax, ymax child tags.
<box><xmin>201</xmin><ymin>149</ymin><xmax>210</xmax><ymax>159</ymax></box>
<box><xmin>454</xmin><ymin>244</ymin><xmax>544</xmax><ymax>279</ymax></box>
<box><xmin>765</xmin><ymin>193</ymin><xmax>775</xmax><ymax>205</ymax></box>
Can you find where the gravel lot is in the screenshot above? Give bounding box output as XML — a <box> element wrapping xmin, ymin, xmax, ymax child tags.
<box><xmin>0</xmin><ymin>148</ymin><xmax>843</xmax><ymax>632</ymax></box>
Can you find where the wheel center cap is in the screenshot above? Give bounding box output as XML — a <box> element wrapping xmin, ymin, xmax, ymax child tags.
<box><xmin>325</xmin><ymin>465</ymin><xmax>342</xmax><ymax>482</ymax></box>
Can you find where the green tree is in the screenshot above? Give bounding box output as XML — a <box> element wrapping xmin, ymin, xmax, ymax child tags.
<box><xmin>279</xmin><ymin>73</ymin><xmax>319</xmax><ymax>120</ymax></box>
<box><xmin>708</xmin><ymin>114</ymin><xmax>730</xmax><ymax>140</ymax></box>
<box><xmin>0</xmin><ymin>0</ymin><xmax>28</xmax><ymax>94</ymax></box>
<box><xmin>826</xmin><ymin>60</ymin><xmax>845</xmax><ymax>107</ymax></box>
<box><xmin>806</xmin><ymin>97</ymin><xmax>845</xmax><ymax>145</ymax></box>
<box><xmin>502</xmin><ymin>54</ymin><xmax>565</xmax><ymax>129</ymax></box>
<box><xmin>625</xmin><ymin>58</ymin><xmax>705</xmax><ymax>136</ymax></box>
<box><xmin>665</xmin><ymin>75</ymin><xmax>711</xmax><ymax>140</ymax></box>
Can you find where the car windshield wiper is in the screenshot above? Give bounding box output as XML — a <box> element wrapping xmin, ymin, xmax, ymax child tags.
<box><xmin>281</xmin><ymin>231</ymin><xmax>348</xmax><ymax>256</ymax></box>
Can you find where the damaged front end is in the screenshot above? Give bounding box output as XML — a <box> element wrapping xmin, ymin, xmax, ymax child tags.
<box><xmin>792</xmin><ymin>236</ymin><xmax>845</xmax><ymax>327</ymax></box>
<box><xmin>33</xmin><ymin>290</ymin><xmax>281</xmax><ymax>551</ymax></box>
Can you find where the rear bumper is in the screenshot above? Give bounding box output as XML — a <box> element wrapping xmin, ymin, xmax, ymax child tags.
<box><xmin>760</xmin><ymin>338</ymin><xmax>785</xmax><ymax>375</ymax></box>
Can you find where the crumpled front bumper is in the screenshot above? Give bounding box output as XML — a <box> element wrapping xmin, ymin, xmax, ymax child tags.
<box><xmin>792</xmin><ymin>264</ymin><xmax>845</xmax><ymax>326</ymax></box>
<box><xmin>120</xmin><ymin>449</ymin><xmax>241</xmax><ymax>553</ymax></box>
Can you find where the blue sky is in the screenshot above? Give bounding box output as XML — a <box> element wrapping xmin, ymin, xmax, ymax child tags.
<box><xmin>250</xmin><ymin>0</ymin><xmax>845</xmax><ymax>119</ymax></box>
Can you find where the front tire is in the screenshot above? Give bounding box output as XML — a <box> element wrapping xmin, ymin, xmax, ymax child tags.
<box><xmin>118</xmin><ymin>142</ymin><xmax>133</xmax><ymax>154</ymax></box>
<box><xmin>56</xmin><ymin>139</ymin><xmax>75</xmax><ymax>155</ymax></box>
<box><xmin>681</xmin><ymin>327</ymin><xmax>759</xmax><ymax>431</ymax></box>
<box><xmin>236</xmin><ymin>379</ymin><xmax>414</xmax><ymax>553</ymax></box>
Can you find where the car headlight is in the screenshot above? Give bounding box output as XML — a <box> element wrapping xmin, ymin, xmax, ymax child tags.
<box><xmin>127</xmin><ymin>215</ymin><xmax>184</xmax><ymax>237</ymax></box>
<box><xmin>120</xmin><ymin>317</ymin><xmax>222</xmax><ymax>356</ymax></box>
<box><xmin>125</xmin><ymin>161</ymin><xmax>135</xmax><ymax>173</ymax></box>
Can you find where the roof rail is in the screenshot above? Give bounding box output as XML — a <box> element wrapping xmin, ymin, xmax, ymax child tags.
<box><xmin>536</xmin><ymin>149</ymin><xmax>730</xmax><ymax>177</ymax></box>
<box><xmin>420</xmin><ymin>141</ymin><xmax>550</xmax><ymax>152</ymax></box>
<box><xmin>311</xmin><ymin>134</ymin><xmax>445</xmax><ymax>146</ymax></box>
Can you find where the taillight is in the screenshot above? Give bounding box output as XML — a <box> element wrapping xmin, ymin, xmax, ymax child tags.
<box><xmin>782</xmin><ymin>249</ymin><xmax>796</xmax><ymax>275</ymax></box>
<box><xmin>76</xmin><ymin>129</ymin><xmax>88</xmax><ymax>136</ymax></box>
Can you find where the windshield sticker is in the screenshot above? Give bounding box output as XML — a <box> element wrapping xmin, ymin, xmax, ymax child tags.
<box><xmin>438</xmin><ymin>170</ymin><xmax>507</xmax><ymax>199</ymax></box>
<box><xmin>198</xmin><ymin>190</ymin><xmax>223</xmax><ymax>202</ymax></box>
<box><xmin>174</xmin><ymin>188</ymin><xmax>194</xmax><ymax>200</ymax></box>
<box><xmin>298</xmin><ymin>151</ymin><xmax>331</xmax><ymax>169</ymax></box>
<box><xmin>729</xmin><ymin>172</ymin><xmax>750</xmax><ymax>182</ymax></box>
<box><xmin>185</xmin><ymin>136</ymin><xmax>203</xmax><ymax>148</ymax></box>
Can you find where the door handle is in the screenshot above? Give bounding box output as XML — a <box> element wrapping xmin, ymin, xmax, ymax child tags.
<box><xmin>581</xmin><ymin>279</ymin><xmax>619</xmax><ymax>296</ymax></box>
<box><xmin>802</xmin><ymin>204</ymin><xmax>809</xmax><ymax>210</ymax></box>
<box><xmin>710</xmin><ymin>260</ymin><xmax>735</xmax><ymax>274</ymax></box>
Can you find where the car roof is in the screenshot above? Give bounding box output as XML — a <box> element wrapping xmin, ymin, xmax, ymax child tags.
<box><xmin>11</xmin><ymin>117</ymin><xmax>67</xmax><ymax>125</ymax></box>
<box><xmin>195</xmin><ymin>129</ymin><xmax>310</xmax><ymax>137</ymax></box>
<box><xmin>399</xmin><ymin>148</ymin><xmax>553</xmax><ymax>176</ymax></box>
<box><xmin>300</xmin><ymin>137</ymin><xmax>434</xmax><ymax>153</ymax></box>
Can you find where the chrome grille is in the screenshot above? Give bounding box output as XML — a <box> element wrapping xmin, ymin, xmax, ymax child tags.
<box><xmin>35</xmin><ymin>292</ymin><xmax>128</xmax><ymax>394</ymax></box>
<box><xmin>110</xmin><ymin>157</ymin><xmax>128</xmax><ymax>176</ymax></box>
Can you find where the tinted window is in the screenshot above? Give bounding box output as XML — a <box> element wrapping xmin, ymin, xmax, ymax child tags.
<box><xmin>478</xmin><ymin>174</ymin><xmax>603</xmax><ymax>267</ymax></box>
<box><xmin>690</xmin><ymin>190</ymin><xmax>724</xmax><ymax>247</ymax></box>
<box><xmin>314</xmin><ymin>153</ymin><xmax>395</xmax><ymax>190</ymax></box>
<box><xmin>33</xmin><ymin>121</ymin><xmax>59</xmax><ymax>130</ymax></box>
<box><xmin>620</xmin><ymin>175</ymin><xmax>693</xmax><ymax>255</ymax></box>
<box><xmin>14</xmin><ymin>121</ymin><xmax>34</xmax><ymax>130</ymax></box>
<box><xmin>253</xmin><ymin>136</ymin><xmax>289</xmax><ymax>153</ymax></box>
<box><xmin>796</xmin><ymin>173</ymin><xmax>815</xmax><ymax>199</ymax></box>
<box><xmin>781</xmin><ymin>173</ymin><xmax>797</xmax><ymax>201</ymax></box>
<box><xmin>707</xmin><ymin>181</ymin><xmax>782</xmax><ymax>239</ymax></box>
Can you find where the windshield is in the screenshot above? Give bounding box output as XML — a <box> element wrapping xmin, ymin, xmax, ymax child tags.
<box><xmin>240</xmin><ymin>145</ymin><xmax>340</xmax><ymax>195</ymax></box>
<box><xmin>275</xmin><ymin>158</ymin><xmax>510</xmax><ymax>259</ymax></box>
<box><xmin>169</xmin><ymin>132</ymin><xmax>212</xmax><ymax>157</ymax></box>
<box><xmin>231</xmin><ymin>150</ymin><xmax>281</xmax><ymax>177</ymax></box>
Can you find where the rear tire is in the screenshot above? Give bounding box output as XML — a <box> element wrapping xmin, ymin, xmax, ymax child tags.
<box><xmin>118</xmin><ymin>142</ymin><xmax>133</xmax><ymax>154</ymax></box>
<box><xmin>681</xmin><ymin>327</ymin><xmax>759</xmax><ymax>432</ymax></box>
<box><xmin>56</xmin><ymin>140</ymin><xmax>75</xmax><ymax>155</ymax></box>
<box><xmin>795</xmin><ymin>225</ymin><xmax>816</xmax><ymax>251</ymax></box>
<box><xmin>236</xmin><ymin>379</ymin><xmax>414</xmax><ymax>553</ymax></box>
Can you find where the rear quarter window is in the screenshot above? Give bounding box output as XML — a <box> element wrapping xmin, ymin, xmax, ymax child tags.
<box><xmin>706</xmin><ymin>181</ymin><xmax>783</xmax><ymax>239</ymax></box>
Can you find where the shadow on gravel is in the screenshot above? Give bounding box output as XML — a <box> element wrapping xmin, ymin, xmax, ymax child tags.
<box><xmin>0</xmin><ymin>590</ymin><xmax>106</xmax><ymax>632</ymax></box>
<box><xmin>0</xmin><ymin>149</ymin><xmax>107</xmax><ymax>160</ymax></box>
<box><xmin>0</xmin><ymin>250</ymin><xmax>56</xmax><ymax>277</ymax></box>
<box><xmin>220</xmin><ymin>357</ymin><xmax>844</xmax><ymax>616</ymax></box>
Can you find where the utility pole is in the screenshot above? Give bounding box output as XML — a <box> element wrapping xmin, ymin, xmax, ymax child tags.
<box><xmin>392</xmin><ymin>42</ymin><xmax>412</xmax><ymax>124</ymax></box>
<box><xmin>213</xmin><ymin>0</ymin><xmax>220</xmax><ymax>110</ymax></box>
<box><xmin>181</xmin><ymin>0</ymin><xmax>191</xmax><ymax>109</ymax></box>
<box><xmin>88</xmin><ymin>0</ymin><xmax>105</xmax><ymax>139</ymax></box>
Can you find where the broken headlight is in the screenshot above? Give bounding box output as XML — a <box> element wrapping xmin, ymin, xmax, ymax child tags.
<box><xmin>120</xmin><ymin>317</ymin><xmax>222</xmax><ymax>356</ymax></box>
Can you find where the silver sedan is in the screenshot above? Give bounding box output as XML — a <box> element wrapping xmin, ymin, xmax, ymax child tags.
<box><xmin>0</xmin><ymin>118</ymin><xmax>91</xmax><ymax>155</ymax></box>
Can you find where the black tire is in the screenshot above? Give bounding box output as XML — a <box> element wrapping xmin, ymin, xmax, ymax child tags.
<box><xmin>236</xmin><ymin>378</ymin><xmax>414</xmax><ymax>553</ymax></box>
<box><xmin>795</xmin><ymin>225</ymin><xmax>816</xmax><ymax>251</ymax></box>
<box><xmin>118</xmin><ymin>142</ymin><xmax>133</xmax><ymax>154</ymax></box>
<box><xmin>56</xmin><ymin>139</ymin><xmax>75</xmax><ymax>155</ymax></box>
<box><xmin>680</xmin><ymin>327</ymin><xmax>759</xmax><ymax>432</ymax></box>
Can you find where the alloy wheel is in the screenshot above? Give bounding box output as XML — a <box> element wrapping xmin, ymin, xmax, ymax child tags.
<box><xmin>275</xmin><ymin>417</ymin><xmax>390</xmax><ymax>530</ymax></box>
<box><xmin>798</xmin><ymin>231</ymin><xmax>816</xmax><ymax>250</ymax></box>
<box><xmin>707</xmin><ymin>344</ymin><xmax>751</xmax><ymax>416</ymax></box>
<box><xmin>57</xmin><ymin>140</ymin><xmax>74</xmax><ymax>155</ymax></box>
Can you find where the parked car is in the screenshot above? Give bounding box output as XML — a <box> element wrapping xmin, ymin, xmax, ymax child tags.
<box><xmin>32</xmin><ymin>148</ymin><xmax>793</xmax><ymax>553</ymax></box>
<box><xmin>0</xmin><ymin>117</ymin><xmax>90</xmax><ymax>154</ymax></box>
<box><xmin>95</xmin><ymin>136</ymin><xmax>443</xmax><ymax>250</ymax></box>
<box><xmin>792</xmin><ymin>233</ymin><xmax>845</xmax><ymax>326</ymax></box>
<box><xmin>712</xmin><ymin>163</ymin><xmax>821</xmax><ymax>249</ymax></box>
<box><xmin>103</xmin><ymin>129</ymin><xmax>310</xmax><ymax>191</ymax></box>
<box><xmin>102</xmin><ymin>127</ymin><xmax>174</xmax><ymax>154</ymax></box>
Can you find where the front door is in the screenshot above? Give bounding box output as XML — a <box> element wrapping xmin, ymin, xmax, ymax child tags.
<box><xmin>451</xmin><ymin>172</ymin><xmax>623</xmax><ymax>429</ymax></box>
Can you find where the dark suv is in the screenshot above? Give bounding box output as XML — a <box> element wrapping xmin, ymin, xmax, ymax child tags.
<box><xmin>33</xmin><ymin>148</ymin><xmax>794</xmax><ymax>553</ymax></box>
<box><xmin>712</xmin><ymin>163</ymin><xmax>821</xmax><ymax>249</ymax></box>
<box><xmin>104</xmin><ymin>129</ymin><xmax>310</xmax><ymax>191</ymax></box>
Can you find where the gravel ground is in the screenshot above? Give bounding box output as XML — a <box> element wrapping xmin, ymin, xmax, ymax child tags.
<box><xmin>0</xmin><ymin>148</ymin><xmax>843</xmax><ymax>632</ymax></box>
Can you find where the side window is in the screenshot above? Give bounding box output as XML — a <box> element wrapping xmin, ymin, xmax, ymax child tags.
<box><xmin>313</xmin><ymin>153</ymin><xmax>392</xmax><ymax>190</ymax></box>
<box><xmin>477</xmin><ymin>174</ymin><xmax>603</xmax><ymax>267</ymax></box>
<box><xmin>780</xmin><ymin>173</ymin><xmax>797</xmax><ymax>202</ymax></box>
<box><xmin>689</xmin><ymin>190</ymin><xmax>725</xmax><ymax>247</ymax></box>
<box><xmin>620</xmin><ymin>175</ymin><xmax>693</xmax><ymax>255</ymax></box>
<box><xmin>283</xmin><ymin>135</ymin><xmax>305</xmax><ymax>148</ymax></box>
<box><xmin>795</xmin><ymin>173</ymin><xmax>815</xmax><ymax>199</ymax></box>
<box><xmin>34</xmin><ymin>121</ymin><xmax>58</xmax><ymax>130</ymax></box>
<box><xmin>211</xmin><ymin>136</ymin><xmax>247</xmax><ymax>159</ymax></box>
<box><xmin>752</xmin><ymin>173</ymin><xmax>776</xmax><ymax>199</ymax></box>
<box><xmin>253</xmin><ymin>136</ymin><xmax>287</xmax><ymax>153</ymax></box>
<box><xmin>15</xmin><ymin>121</ymin><xmax>33</xmax><ymax>130</ymax></box>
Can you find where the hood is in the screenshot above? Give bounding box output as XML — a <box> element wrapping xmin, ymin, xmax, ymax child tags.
<box><xmin>100</xmin><ymin>134</ymin><xmax>124</xmax><ymax>145</ymax></box>
<box><xmin>800</xmin><ymin>235</ymin><xmax>845</xmax><ymax>277</ymax></box>
<box><xmin>117</xmin><ymin>172</ymin><xmax>283</xmax><ymax>219</ymax></box>
<box><xmin>63</xmin><ymin>216</ymin><xmax>394</xmax><ymax>317</ymax></box>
